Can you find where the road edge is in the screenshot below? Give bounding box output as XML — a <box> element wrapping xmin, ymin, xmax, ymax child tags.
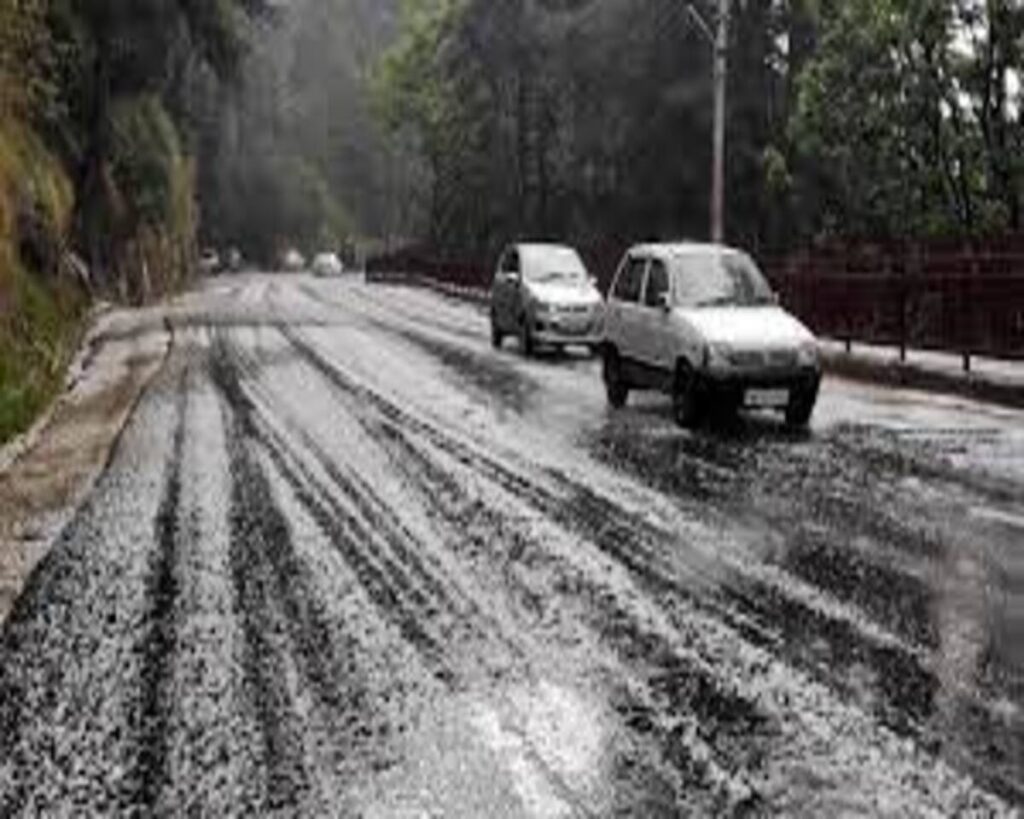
<box><xmin>0</xmin><ymin>308</ymin><xmax>172</xmax><ymax>625</ymax></box>
<box><xmin>822</xmin><ymin>348</ymin><xmax>1024</xmax><ymax>411</ymax></box>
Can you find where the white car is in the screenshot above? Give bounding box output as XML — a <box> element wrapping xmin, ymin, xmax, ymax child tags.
<box><xmin>312</xmin><ymin>252</ymin><xmax>344</xmax><ymax>277</ymax></box>
<box><xmin>281</xmin><ymin>248</ymin><xmax>306</xmax><ymax>273</ymax></box>
<box><xmin>489</xmin><ymin>243</ymin><xmax>604</xmax><ymax>356</ymax></box>
<box><xmin>198</xmin><ymin>248</ymin><xmax>220</xmax><ymax>276</ymax></box>
<box><xmin>602</xmin><ymin>242</ymin><xmax>821</xmax><ymax>428</ymax></box>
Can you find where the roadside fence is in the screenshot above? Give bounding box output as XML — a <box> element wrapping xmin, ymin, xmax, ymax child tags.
<box><xmin>763</xmin><ymin>248</ymin><xmax>1024</xmax><ymax>370</ymax></box>
<box><xmin>368</xmin><ymin>244</ymin><xmax>1024</xmax><ymax>369</ymax></box>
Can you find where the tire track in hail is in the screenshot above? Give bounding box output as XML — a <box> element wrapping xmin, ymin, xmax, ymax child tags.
<box><xmin>220</xmin><ymin>329</ymin><xmax>524</xmax><ymax>681</ymax></box>
<box><xmin>244</xmin><ymin>335</ymin><xmax>523</xmax><ymax>652</ymax></box>
<box><xmin>209</xmin><ymin>333</ymin><xmax>459</xmax><ymax>690</ymax></box>
<box><xmin>275</xmin><ymin>326</ymin><xmax>774</xmax><ymax>805</ymax></box>
<box><xmin>279</xmin><ymin>330</ymin><xmax>932</xmax><ymax>748</ymax></box>
<box><xmin>210</xmin><ymin>333</ymin><xmax>372</xmax><ymax>811</ymax></box>
<box><xmin>277</xmin><ymin>321</ymin><xmax>1019</xmax><ymax>813</ymax></box>
<box><xmin>123</xmin><ymin>360</ymin><xmax>189</xmax><ymax>812</ymax></box>
<box><xmin>589</xmin><ymin>414</ymin><xmax>1024</xmax><ymax>798</ymax></box>
<box><xmin>278</xmin><ymin>324</ymin><xmax>718</xmax><ymax>604</ymax></box>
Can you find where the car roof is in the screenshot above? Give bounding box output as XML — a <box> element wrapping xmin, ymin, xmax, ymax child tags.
<box><xmin>629</xmin><ymin>242</ymin><xmax>747</xmax><ymax>260</ymax></box>
<box><xmin>513</xmin><ymin>243</ymin><xmax>586</xmax><ymax>272</ymax></box>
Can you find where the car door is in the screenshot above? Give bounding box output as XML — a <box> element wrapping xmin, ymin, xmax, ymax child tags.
<box><xmin>611</xmin><ymin>254</ymin><xmax>650</xmax><ymax>365</ymax></box>
<box><xmin>637</xmin><ymin>257</ymin><xmax>674</xmax><ymax>375</ymax></box>
<box><xmin>493</xmin><ymin>248</ymin><xmax>521</xmax><ymax>330</ymax></box>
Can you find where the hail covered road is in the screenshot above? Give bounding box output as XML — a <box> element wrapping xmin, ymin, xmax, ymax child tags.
<box><xmin>1</xmin><ymin>274</ymin><xmax>1022</xmax><ymax>816</ymax></box>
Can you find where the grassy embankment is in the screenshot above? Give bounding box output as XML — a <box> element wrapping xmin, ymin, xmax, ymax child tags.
<box><xmin>0</xmin><ymin>122</ymin><xmax>86</xmax><ymax>445</ymax></box>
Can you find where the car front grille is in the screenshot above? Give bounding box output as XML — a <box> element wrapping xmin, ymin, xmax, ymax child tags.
<box><xmin>727</xmin><ymin>348</ymin><xmax>799</xmax><ymax>369</ymax></box>
<box><xmin>554</xmin><ymin>304</ymin><xmax>592</xmax><ymax>315</ymax></box>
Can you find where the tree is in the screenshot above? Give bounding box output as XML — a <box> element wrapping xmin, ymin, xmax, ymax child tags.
<box><xmin>40</xmin><ymin>0</ymin><xmax>270</xmax><ymax>294</ymax></box>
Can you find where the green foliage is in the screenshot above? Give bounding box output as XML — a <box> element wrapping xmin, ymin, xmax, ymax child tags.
<box><xmin>787</xmin><ymin>0</ymin><xmax>1024</xmax><ymax>239</ymax></box>
<box><xmin>0</xmin><ymin>259</ymin><xmax>84</xmax><ymax>444</ymax></box>
<box><xmin>373</xmin><ymin>0</ymin><xmax>1024</xmax><ymax>253</ymax></box>
<box><xmin>0</xmin><ymin>0</ymin><xmax>56</xmax><ymax>117</ymax></box>
<box><xmin>110</xmin><ymin>96</ymin><xmax>185</xmax><ymax>228</ymax></box>
<box><xmin>0</xmin><ymin>122</ymin><xmax>83</xmax><ymax>445</ymax></box>
<box><xmin>0</xmin><ymin>0</ymin><xmax>267</xmax><ymax>441</ymax></box>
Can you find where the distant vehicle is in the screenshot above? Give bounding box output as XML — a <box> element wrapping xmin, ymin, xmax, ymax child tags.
<box><xmin>199</xmin><ymin>248</ymin><xmax>221</xmax><ymax>276</ymax></box>
<box><xmin>602</xmin><ymin>242</ymin><xmax>821</xmax><ymax>428</ymax></box>
<box><xmin>226</xmin><ymin>247</ymin><xmax>243</xmax><ymax>272</ymax></box>
<box><xmin>281</xmin><ymin>248</ymin><xmax>306</xmax><ymax>273</ymax></box>
<box><xmin>312</xmin><ymin>252</ymin><xmax>344</xmax><ymax>277</ymax></box>
<box><xmin>490</xmin><ymin>243</ymin><xmax>604</xmax><ymax>356</ymax></box>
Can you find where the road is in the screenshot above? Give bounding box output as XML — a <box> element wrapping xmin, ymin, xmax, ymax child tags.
<box><xmin>1</xmin><ymin>274</ymin><xmax>1022</xmax><ymax>816</ymax></box>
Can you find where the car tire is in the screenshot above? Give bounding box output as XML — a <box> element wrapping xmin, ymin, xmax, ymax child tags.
<box><xmin>490</xmin><ymin>309</ymin><xmax>503</xmax><ymax>349</ymax></box>
<box><xmin>784</xmin><ymin>395</ymin><xmax>815</xmax><ymax>430</ymax></box>
<box><xmin>672</xmin><ymin>362</ymin><xmax>701</xmax><ymax>428</ymax></box>
<box><xmin>603</xmin><ymin>347</ymin><xmax>629</xmax><ymax>408</ymax></box>
<box><xmin>710</xmin><ymin>395</ymin><xmax>740</xmax><ymax>426</ymax></box>
<box><xmin>519</xmin><ymin>316</ymin><xmax>535</xmax><ymax>358</ymax></box>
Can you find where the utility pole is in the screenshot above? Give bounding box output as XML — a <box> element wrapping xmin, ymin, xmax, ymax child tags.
<box><xmin>687</xmin><ymin>0</ymin><xmax>729</xmax><ymax>244</ymax></box>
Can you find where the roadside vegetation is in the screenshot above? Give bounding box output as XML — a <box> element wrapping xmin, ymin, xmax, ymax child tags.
<box><xmin>373</xmin><ymin>0</ymin><xmax>1024</xmax><ymax>260</ymax></box>
<box><xmin>0</xmin><ymin>0</ymin><xmax>271</xmax><ymax>444</ymax></box>
<box><xmin>0</xmin><ymin>2</ymin><xmax>80</xmax><ymax>441</ymax></box>
<box><xmin>0</xmin><ymin>0</ymin><xmax>405</xmax><ymax>443</ymax></box>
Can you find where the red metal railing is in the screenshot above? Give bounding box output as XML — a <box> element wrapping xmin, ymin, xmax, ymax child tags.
<box><xmin>368</xmin><ymin>245</ymin><xmax>1024</xmax><ymax>365</ymax></box>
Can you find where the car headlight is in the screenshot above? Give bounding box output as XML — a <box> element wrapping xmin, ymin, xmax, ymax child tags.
<box><xmin>703</xmin><ymin>342</ymin><xmax>733</xmax><ymax>370</ymax></box>
<box><xmin>796</xmin><ymin>340</ymin><xmax>820</xmax><ymax>367</ymax></box>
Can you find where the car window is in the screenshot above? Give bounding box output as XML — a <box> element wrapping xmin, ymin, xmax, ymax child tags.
<box><xmin>501</xmin><ymin>250</ymin><xmax>520</xmax><ymax>274</ymax></box>
<box><xmin>644</xmin><ymin>259</ymin><xmax>669</xmax><ymax>307</ymax></box>
<box><xmin>612</xmin><ymin>256</ymin><xmax>647</xmax><ymax>303</ymax></box>
<box><xmin>521</xmin><ymin>246</ymin><xmax>587</xmax><ymax>283</ymax></box>
<box><xmin>671</xmin><ymin>250</ymin><xmax>775</xmax><ymax>307</ymax></box>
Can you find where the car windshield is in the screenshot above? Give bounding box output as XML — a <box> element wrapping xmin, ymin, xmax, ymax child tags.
<box><xmin>670</xmin><ymin>250</ymin><xmax>775</xmax><ymax>307</ymax></box>
<box><xmin>530</xmin><ymin>269</ymin><xmax>586</xmax><ymax>284</ymax></box>
<box><xmin>521</xmin><ymin>247</ymin><xmax>587</xmax><ymax>284</ymax></box>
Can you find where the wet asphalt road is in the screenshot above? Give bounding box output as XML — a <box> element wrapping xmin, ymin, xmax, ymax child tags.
<box><xmin>1</xmin><ymin>274</ymin><xmax>1022</xmax><ymax>816</ymax></box>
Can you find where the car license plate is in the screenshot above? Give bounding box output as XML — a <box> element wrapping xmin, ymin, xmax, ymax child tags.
<box><xmin>745</xmin><ymin>388</ymin><xmax>789</xmax><ymax>407</ymax></box>
<box><xmin>555</xmin><ymin>318</ymin><xmax>588</xmax><ymax>334</ymax></box>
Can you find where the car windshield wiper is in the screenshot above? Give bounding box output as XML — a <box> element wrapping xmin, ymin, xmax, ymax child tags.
<box><xmin>694</xmin><ymin>295</ymin><xmax>739</xmax><ymax>307</ymax></box>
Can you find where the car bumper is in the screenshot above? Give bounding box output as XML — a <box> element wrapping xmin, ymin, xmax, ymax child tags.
<box><xmin>696</xmin><ymin>367</ymin><xmax>822</xmax><ymax>406</ymax></box>
<box><xmin>532</xmin><ymin>316</ymin><xmax>603</xmax><ymax>347</ymax></box>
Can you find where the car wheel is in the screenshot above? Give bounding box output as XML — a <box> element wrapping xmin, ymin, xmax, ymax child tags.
<box><xmin>672</xmin><ymin>363</ymin><xmax>701</xmax><ymax>428</ymax></box>
<box><xmin>710</xmin><ymin>395</ymin><xmax>740</xmax><ymax>427</ymax></box>
<box><xmin>490</xmin><ymin>309</ymin><xmax>503</xmax><ymax>349</ymax></box>
<box><xmin>784</xmin><ymin>394</ymin><xmax>815</xmax><ymax>430</ymax></box>
<box><xmin>603</xmin><ymin>347</ymin><xmax>629</xmax><ymax>408</ymax></box>
<box><xmin>519</xmin><ymin>316</ymin><xmax>535</xmax><ymax>358</ymax></box>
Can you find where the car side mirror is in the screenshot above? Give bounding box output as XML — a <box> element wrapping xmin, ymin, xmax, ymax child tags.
<box><xmin>507</xmin><ymin>271</ymin><xmax>521</xmax><ymax>284</ymax></box>
<box><xmin>657</xmin><ymin>292</ymin><xmax>672</xmax><ymax>311</ymax></box>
